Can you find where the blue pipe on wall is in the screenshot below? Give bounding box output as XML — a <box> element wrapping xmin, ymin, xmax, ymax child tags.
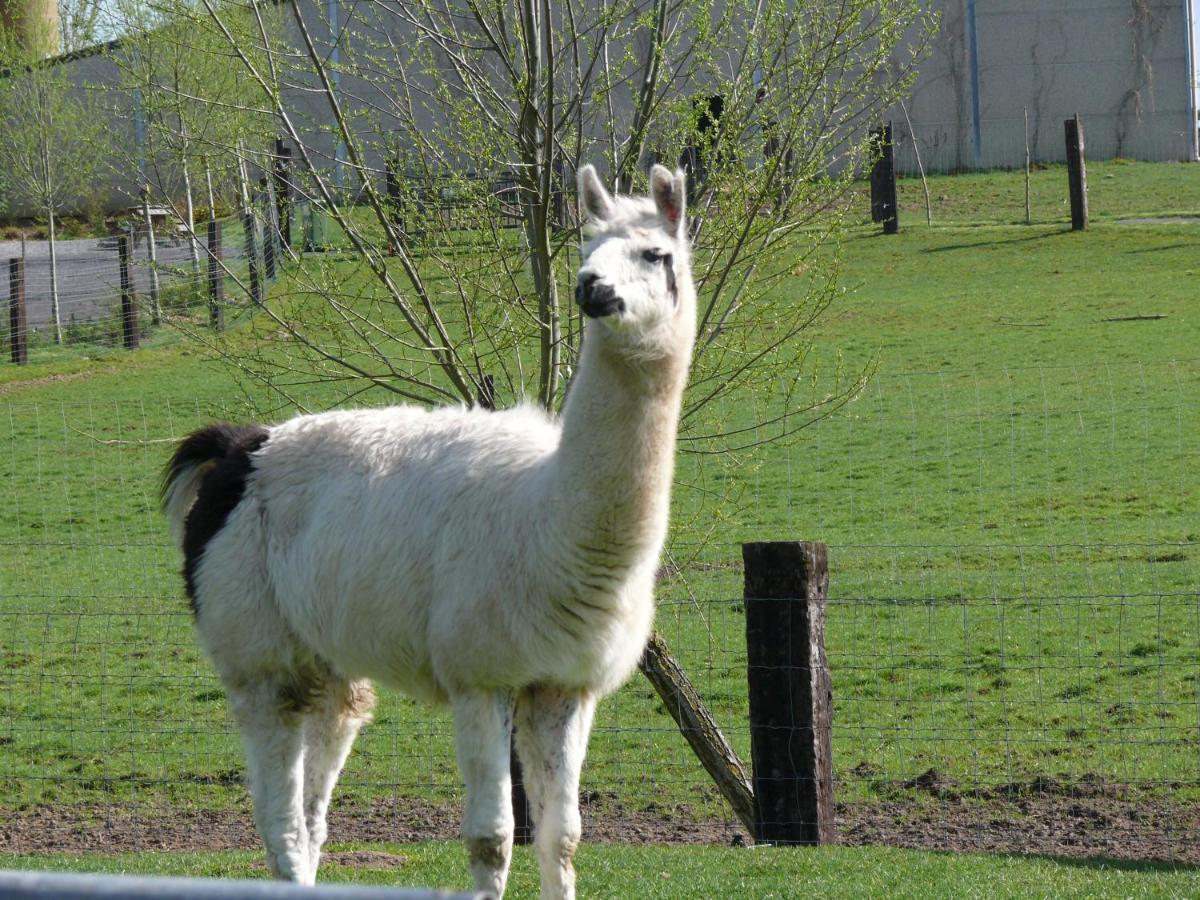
<box><xmin>966</xmin><ymin>0</ymin><xmax>983</xmax><ymax>167</ymax></box>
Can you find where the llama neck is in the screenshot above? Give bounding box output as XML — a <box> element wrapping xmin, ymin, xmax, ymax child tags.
<box><xmin>547</xmin><ymin>327</ymin><xmax>690</xmax><ymax>570</ymax></box>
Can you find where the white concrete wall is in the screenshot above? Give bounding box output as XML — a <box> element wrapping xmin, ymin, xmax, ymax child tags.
<box><xmin>891</xmin><ymin>0</ymin><xmax>1198</xmax><ymax>173</ymax></box>
<box><xmin>9</xmin><ymin>0</ymin><xmax>1199</xmax><ymax>218</ymax></box>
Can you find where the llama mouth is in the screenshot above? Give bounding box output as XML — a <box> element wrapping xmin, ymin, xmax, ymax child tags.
<box><xmin>576</xmin><ymin>278</ymin><xmax>626</xmax><ymax>319</ymax></box>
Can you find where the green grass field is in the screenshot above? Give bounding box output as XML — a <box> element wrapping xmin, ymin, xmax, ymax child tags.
<box><xmin>4</xmin><ymin>841</ymin><xmax>1199</xmax><ymax>898</ymax></box>
<box><xmin>1</xmin><ymin>161</ymin><xmax>1198</xmax><ymax>888</ymax></box>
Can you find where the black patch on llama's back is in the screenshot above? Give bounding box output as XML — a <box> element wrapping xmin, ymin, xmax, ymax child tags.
<box><xmin>164</xmin><ymin>423</ymin><xmax>270</xmax><ymax>613</ymax></box>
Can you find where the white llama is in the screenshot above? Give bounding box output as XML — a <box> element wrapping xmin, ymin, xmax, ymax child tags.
<box><xmin>160</xmin><ymin>163</ymin><xmax>696</xmax><ymax>899</ymax></box>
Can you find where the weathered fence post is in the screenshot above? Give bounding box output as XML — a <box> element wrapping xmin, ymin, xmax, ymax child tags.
<box><xmin>207</xmin><ymin>219</ymin><xmax>224</xmax><ymax>332</ymax></box>
<box><xmin>273</xmin><ymin>137</ymin><xmax>293</xmax><ymax>250</ymax></box>
<box><xmin>261</xmin><ymin>177</ymin><xmax>277</xmax><ymax>282</ymax></box>
<box><xmin>639</xmin><ymin>631</ymin><xmax>757</xmax><ymax>837</ymax></box>
<box><xmin>243</xmin><ymin>209</ymin><xmax>262</xmax><ymax>306</ymax></box>
<box><xmin>1065</xmin><ymin>114</ymin><xmax>1088</xmax><ymax>230</ymax></box>
<box><xmin>742</xmin><ymin>541</ymin><xmax>834</xmax><ymax>845</ymax></box>
<box><xmin>8</xmin><ymin>258</ymin><xmax>27</xmax><ymax>365</ymax></box>
<box><xmin>869</xmin><ymin>123</ymin><xmax>899</xmax><ymax>235</ymax></box>
<box><xmin>118</xmin><ymin>233</ymin><xmax>139</xmax><ymax>351</ymax></box>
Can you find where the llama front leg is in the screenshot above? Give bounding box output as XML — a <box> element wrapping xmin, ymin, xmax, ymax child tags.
<box><xmin>301</xmin><ymin>679</ymin><xmax>375</xmax><ymax>883</ymax></box>
<box><xmin>451</xmin><ymin>689</ymin><xmax>515</xmax><ymax>898</ymax></box>
<box><xmin>514</xmin><ymin>686</ymin><xmax>596</xmax><ymax>900</ymax></box>
<box><xmin>228</xmin><ymin>684</ymin><xmax>311</xmax><ymax>883</ymax></box>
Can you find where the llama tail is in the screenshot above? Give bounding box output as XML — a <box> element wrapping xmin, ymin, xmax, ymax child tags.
<box><xmin>160</xmin><ymin>423</ymin><xmax>271</xmax><ymax>548</ymax></box>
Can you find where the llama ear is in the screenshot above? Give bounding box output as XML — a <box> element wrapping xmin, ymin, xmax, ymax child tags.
<box><xmin>577</xmin><ymin>164</ymin><xmax>614</xmax><ymax>222</ymax></box>
<box><xmin>650</xmin><ymin>164</ymin><xmax>686</xmax><ymax>234</ymax></box>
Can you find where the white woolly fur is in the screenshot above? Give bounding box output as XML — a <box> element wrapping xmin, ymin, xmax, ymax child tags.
<box><xmin>165</xmin><ymin>163</ymin><xmax>696</xmax><ymax>900</ymax></box>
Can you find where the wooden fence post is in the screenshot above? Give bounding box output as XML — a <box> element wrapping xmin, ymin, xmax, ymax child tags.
<box><xmin>639</xmin><ymin>632</ymin><xmax>757</xmax><ymax>837</ymax></box>
<box><xmin>1065</xmin><ymin>114</ymin><xmax>1088</xmax><ymax>230</ymax></box>
<box><xmin>274</xmin><ymin>138</ymin><xmax>293</xmax><ymax>250</ymax></box>
<box><xmin>8</xmin><ymin>258</ymin><xmax>27</xmax><ymax>365</ymax></box>
<box><xmin>261</xmin><ymin>178</ymin><xmax>277</xmax><ymax>282</ymax></box>
<box><xmin>869</xmin><ymin>124</ymin><xmax>899</xmax><ymax>235</ymax></box>
<box><xmin>118</xmin><ymin>234</ymin><xmax>139</xmax><ymax>351</ymax></box>
<box><xmin>207</xmin><ymin>219</ymin><xmax>224</xmax><ymax>332</ymax></box>
<box><xmin>742</xmin><ymin>541</ymin><xmax>834</xmax><ymax>845</ymax></box>
<box><xmin>243</xmin><ymin>210</ymin><xmax>262</xmax><ymax>306</ymax></box>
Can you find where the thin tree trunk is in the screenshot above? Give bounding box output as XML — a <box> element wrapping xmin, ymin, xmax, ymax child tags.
<box><xmin>47</xmin><ymin>208</ymin><xmax>63</xmax><ymax>344</ymax></box>
<box><xmin>182</xmin><ymin>162</ymin><xmax>201</xmax><ymax>282</ymax></box>
<box><xmin>1024</xmin><ymin>106</ymin><xmax>1032</xmax><ymax>225</ymax></box>
<box><xmin>142</xmin><ymin>187</ymin><xmax>162</xmax><ymax>325</ymax></box>
<box><xmin>205</xmin><ymin>160</ymin><xmax>217</xmax><ymax>220</ymax></box>
<box><xmin>899</xmin><ymin>100</ymin><xmax>931</xmax><ymax>226</ymax></box>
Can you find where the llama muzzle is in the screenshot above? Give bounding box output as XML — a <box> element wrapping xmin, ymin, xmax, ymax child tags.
<box><xmin>575</xmin><ymin>274</ymin><xmax>625</xmax><ymax>319</ymax></box>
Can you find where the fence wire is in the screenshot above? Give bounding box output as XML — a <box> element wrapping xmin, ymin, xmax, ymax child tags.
<box><xmin>0</xmin><ymin>204</ymin><xmax>271</xmax><ymax>357</ymax></box>
<box><xmin>0</xmin><ymin>354</ymin><xmax>1196</xmax><ymax>861</ymax></box>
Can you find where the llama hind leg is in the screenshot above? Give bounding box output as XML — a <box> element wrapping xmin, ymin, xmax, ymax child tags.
<box><xmin>451</xmin><ymin>689</ymin><xmax>516</xmax><ymax>899</ymax></box>
<box><xmin>514</xmin><ymin>686</ymin><xmax>596</xmax><ymax>900</ymax></box>
<box><xmin>228</xmin><ymin>682</ymin><xmax>311</xmax><ymax>883</ymax></box>
<box><xmin>301</xmin><ymin>678</ymin><xmax>375</xmax><ymax>883</ymax></box>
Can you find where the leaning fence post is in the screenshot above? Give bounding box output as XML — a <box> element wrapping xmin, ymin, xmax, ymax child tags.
<box><xmin>8</xmin><ymin>258</ymin><xmax>27</xmax><ymax>365</ymax></box>
<box><xmin>742</xmin><ymin>540</ymin><xmax>834</xmax><ymax>845</ymax></box>
<box><xmin>1065</xmin><ymin>114</ymin><xmax>1088</xmax><ymax>230</ymax></box>
<box><xmin>118</xmin><ymin>233</ymin><xmax>139</xmax><ymax>351</ymax></box>
<box><xmin>207</xmin><ymin>218</ymin><xmax>224</xmax><ymax>331</ymax></box>
<box><xmin>869</xmin><ymin>123</ymin><xmax>899</xmax><ymax>235</ymax></box>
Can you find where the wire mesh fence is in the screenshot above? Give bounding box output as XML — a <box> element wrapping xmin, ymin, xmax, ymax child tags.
<box><xmin>1</xmin><ymin>352</ymin><xmax>1196</xmax><ymax>860</ymax></box>
<box><xmin>0</xmin><ymin>203</ymin><xmax>275</xmax><ymax>359</ymax></box>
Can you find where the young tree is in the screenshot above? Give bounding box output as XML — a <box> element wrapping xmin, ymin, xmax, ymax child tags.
<box><xmin>0</xmin><ymin>28</ymin><xmax>109</xmax><ymax>343</ymax></box>
<box><xmin>138</xmin><ymin>0</ymin><xmax>926</xmax><ymax>472</ymax></box>
<box><xmin>59</xmin><ymin>0</ymin><xmax>108</xmax><ymax>54</ymax></box>
<box><xmin>184</xmin><ymin>0</ymin><xmax>930</xmax><ymax>446</ymax></box>
<box><xmin>113</xmin><ymin>0</ymin><xmax>275</xmax><ymax>280</ymax></box>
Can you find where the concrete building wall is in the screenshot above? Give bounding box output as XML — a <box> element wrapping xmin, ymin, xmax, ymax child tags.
<box><xmin>8</xmin><ymin>0</ymin><xmax>1199</xmax><ymax>218</ymax></box>
<box><xmin>892</xmin><ymin>0</ymin><xmax>1199</xmax><ymax>173</ymax></box>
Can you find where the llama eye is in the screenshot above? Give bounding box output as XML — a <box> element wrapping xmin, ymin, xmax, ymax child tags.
<box><xmin>642</xmin><ymin>249</ymin><xmax>669</xmax><ymax>265</ymax></box>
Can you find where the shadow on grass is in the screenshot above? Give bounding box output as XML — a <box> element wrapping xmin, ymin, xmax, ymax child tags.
<box><xmin>1122</xmin><ymin>243</ymin><xmax>1196</xmax><ymax>254</ymax></box>
<box><xmin>993</xmin><ymin>852</ymin><xmax>1200</xmax><ymax>874</ymax></box>
<box><xmin>921</xmin><ymin>229</ymin><xmax>1073</xmax><ymax>253</ymax></box>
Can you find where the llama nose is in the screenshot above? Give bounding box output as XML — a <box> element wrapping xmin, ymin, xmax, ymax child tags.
<box><xmin>576</xmin><ymin>274</ymin><xmax>626</xmax><ymax>319</ymax></box>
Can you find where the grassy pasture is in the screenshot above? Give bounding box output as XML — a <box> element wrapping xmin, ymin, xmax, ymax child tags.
<box><xmin>3</xmin><ymin>841</ymin><xmax>1199</xmax><ymax>898</ymax></box>
<box><xmin>0</xmin><ymin>161</ymin><xmax>1197</xmax><ymax>846</ymax></box>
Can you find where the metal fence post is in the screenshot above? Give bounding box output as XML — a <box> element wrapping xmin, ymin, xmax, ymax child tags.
<box><xmin>742</xmin><ymin>540</ymin><xmax>834</xmax><ymax>845</ymax></box>
<box><xmin>207</xmin><ymin>219</ymin><xmax>224</xmax><ymax>332</ymax></box>
<box><xmin>118</xmin><ymin>233</ymin><xmax>139</xmax><ymax>350</ymax></box>
<box><xmin>8</xmin><ymin>258</ymin><xmax>27</xmax><ymax>365</ymax></box>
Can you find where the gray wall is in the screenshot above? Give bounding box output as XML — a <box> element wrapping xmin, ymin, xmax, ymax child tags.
<box><xmin>891</xmin><ymin>0</ymin><xmax>1199</xmax><ymax>173</ymax></box>
<box><xmin>12</xmin><ymin>0</ymin><xmax>1200</xmax><ymax>217</ymax></box>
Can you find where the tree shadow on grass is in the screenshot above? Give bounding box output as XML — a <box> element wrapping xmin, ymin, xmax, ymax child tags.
<box><xmin>992</xmin><ymin>852</ymin><xmax>1200</xmax><ymax>874</ymax></box>
<box><xmin>921</xmin><ymin>229</ymin><xmax>1073</xmax><ymax>253</ymax></box>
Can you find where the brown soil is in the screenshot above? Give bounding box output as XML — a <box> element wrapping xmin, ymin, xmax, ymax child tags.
<box><xmin>1</xmin><ymin>789</ymin><xmax>1196</xmax><ymax>865</ymax></box>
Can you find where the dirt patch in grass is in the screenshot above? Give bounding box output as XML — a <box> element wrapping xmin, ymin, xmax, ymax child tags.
<box><xmin>2</xmin><ymin>791</ymin><xmax>1197</xmax><ymax>864</ymax></box>
<box><xmin>322</xmin><ymin>850</ymin><xmax>408</xmax><ymax>869</ymax></box>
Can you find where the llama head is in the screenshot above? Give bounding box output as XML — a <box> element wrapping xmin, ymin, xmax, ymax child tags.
<box><xmin>575</xmin><ymin>164</ymin><xmax>696</xmax><ymax>361</ymax></box>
